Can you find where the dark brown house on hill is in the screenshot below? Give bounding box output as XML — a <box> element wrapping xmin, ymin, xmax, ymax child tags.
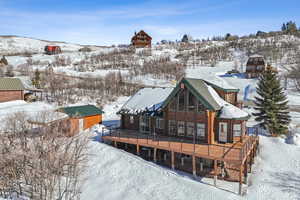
<box><xmin>245</xmin><ymin>54</ymin><xmax>266</xmax><ymax>78</ymax></box>
<box><xmin>103</xmin><ymin>77</ymin><xmax>259</xmax><ymax>195</ymax></box>
<box><xmin>131</xmin><ymin>30</ymin><xmax>152</xmax><ymax>48</ymax></box>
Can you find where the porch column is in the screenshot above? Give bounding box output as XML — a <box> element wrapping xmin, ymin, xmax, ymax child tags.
<box><xmin>214</xmin><ymin>160</ymin><xmax>217</xmax><ymax>186</ymax></box>
<box><xmin>200</xmin><ymin>161</ymin><xmax>203</xmax><ymax>172</ymax></box>
<box><xmin>192</xmin><ymin>155</ymin><xmax>196</xmax><ymax>177</ymax></box>
<box><xmin>244</xmin><ymin>158</ymin><xmax>248</xmax><ymax>185</ymax></box>
<box><xmin>207</xmin><ymin>111</ymin><xmax>216</xmax><ymax>144</ymax></box>
<box><xmin>136</xmin><ymin>145</ymin><xmax>140</xmax><ymax>156</ymax></box>
<box><xmin>171</xmin><ymin>151</ymin><xmax>175</xmax><ymax>170</ymax></box>
<box><xmin>154</xmin><ymin>148</ymin><xmax>157</xmax><ymax>163</ymax></box>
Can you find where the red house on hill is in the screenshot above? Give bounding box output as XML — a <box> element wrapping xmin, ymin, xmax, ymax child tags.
<box><xmin>131</xmin><ymin>30</ymin><xmax>152</xmax><ymax>48</ymax></box>
<box><xmin>44</xmin><ymin>45</ymin><xmax>62</xmax><ymax>55</ymax></box>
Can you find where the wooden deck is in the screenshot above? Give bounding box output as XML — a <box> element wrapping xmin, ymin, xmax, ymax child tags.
<box><xmin>103</xmin><ymin>129</ymin><xmax>259</xmax><ymax>164</ymax></box>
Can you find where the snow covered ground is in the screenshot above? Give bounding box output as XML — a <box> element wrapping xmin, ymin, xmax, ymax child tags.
<box><xmin>79</xmin><ymin>97</ymin><xmax>300</xmax><ymax>200</ymax></box>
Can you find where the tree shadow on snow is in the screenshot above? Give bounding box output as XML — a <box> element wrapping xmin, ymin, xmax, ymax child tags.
<box><xmin>266</xmin><ymin>171</ymin><xmax>300</xmax><ymax>196</ymax></box>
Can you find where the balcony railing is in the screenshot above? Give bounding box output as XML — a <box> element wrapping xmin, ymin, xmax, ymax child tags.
<box><xmin>103</xmin><ymin>128</ymin><xmax>259</xmax><ymax>163</ymax></box>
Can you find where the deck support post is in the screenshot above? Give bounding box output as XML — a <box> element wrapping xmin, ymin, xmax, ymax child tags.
<box><xmin>136</xmin><ymin>145</ymin><xmax>140</xmax><ymax>156</ymax></box>
<box><xmin>239</xmin><ymin>164</ymin><xmax>243</xmax><ymax>195</ymax></box>
<box><xmin>181</xmin><ymin>156</ymin><xmax>185</xmax><ymax>166</ymax></box>
<box><xmin>164</xmin><ymin>153</ymin><xmax>167</xmax><ymax>161</ymax></box>
<box><xmin>214</xmin><ymin>160</ymin><xmax>217</xmax><ymax>186</ymax></box>
<box><xmin>114</xmin><ymin>141</ymin><xmax>117</xmax><ymax>147</ymax></box>
<box><xmin>244</xmin><ymin>158</ymin><xmax>248</xmax><ymax>185</ymax></box>
<box><xmin>200</xmin><ymin>162</ymin><xmax>203</xmax><ymax>172</ymax></box>
<box><xmin>171</xmin><ymin>151</ymin><xmax>175</xmax><ymax>170</ymax></box>
<box><xmin>125</xmin><ymin>143</ymin><xmax>128</xmax><ymax>150</ymax></box>
<box><xmin>192</xmin><ymin>155</ymin><xmax>196</xmax><ymax>177</ymax></box>
<box><xmin>148</xmin><ymin>149</ymin><xmax>151</xmax><ymax>158</ymax></box>
<box><xmin>154</xmin><ymin>148</ymin><xmax>157</xmax><ymax>163</ymax></box>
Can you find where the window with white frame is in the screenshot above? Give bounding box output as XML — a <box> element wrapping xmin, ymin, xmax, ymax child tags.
<box><xmin>233</xmin><ymin>124</ymin><xmax>242</xmax><ymax>137</ymax></box>
<box><xmin>177</xmin><ymin>121</ymin><xmax>185</xmax><ymax>136</ymax></box>
<box><xmin>196</xmin><ymin>123</ymin><xmax>205</xmax><ymax>137</ymax></box>
<box><xmin>156</xmin><ymin>118</ymin><xmax>164</xmax><ymax>130</ymax></box>
<box><xmin>169</xmin><ymin>120</ymin><xmax>176</xmax><ymax>136</ymax></box>
<box><xmin>187</xmin><ymin>122</ymin><xmax>194</xmax><ymax>137</ymax></box>
<box><xmin>130</xmin><ymin>116</ymin><xmax>134</xmax><ymax>124</ymax></box>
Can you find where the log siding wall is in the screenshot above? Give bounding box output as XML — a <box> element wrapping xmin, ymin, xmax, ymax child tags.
<box><xmin>0</xmin><ymin>90</ymin><xmax>24</xmax><ymax>103</ymax></box>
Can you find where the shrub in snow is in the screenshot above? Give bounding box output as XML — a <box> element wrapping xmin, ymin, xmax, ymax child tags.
<box><xmin>286</xmin><ymin>126</ymin><xmax>300</xmax><ymax>146</ymax></box>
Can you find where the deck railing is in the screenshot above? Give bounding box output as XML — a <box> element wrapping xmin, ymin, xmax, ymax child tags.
<box><xmin>104</xmin><ymin>128</ymin><xmax>259</xmax><ymax>163</ymax></box>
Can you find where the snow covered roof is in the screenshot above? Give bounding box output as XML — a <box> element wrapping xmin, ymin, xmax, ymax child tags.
<box><xmin>18</xmin><ymin>76</ymin><xmax>42</xmax><ymax>91</ymax></box>
<box><xmin>119</xmin><ymin>87</ymin><xmax>173</xmax><ymax>115</ymax></box>
<box><xmin>249</xmin><ymin>54</ymin><xmax>264</xmax><ymax>58</ymax></box>
<box><xmin>203</xmin><ymin>78</ymin><xmax>239</xmax><ymax>92</ymax></box>
<box><xmin>207</xmin><ymin>85</ymin><xmax>249</xmax><ymax>120</ymax></box>
<box><xmin>28</xmin><ymin>111</ymin><xmax>69</xmax><ymax>124</ymax></box>
<box><xmin>0</xmin><ymin>100</ymin><xmax>65</xmax><ymax>130</ymax></box>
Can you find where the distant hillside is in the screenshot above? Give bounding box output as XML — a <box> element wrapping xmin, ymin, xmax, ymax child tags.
<box><xmin>0</xmin><ymin>35</ymin><xmax>108</xmax><ymax>56</ymax></box>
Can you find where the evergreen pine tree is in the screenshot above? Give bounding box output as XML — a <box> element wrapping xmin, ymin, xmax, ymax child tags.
<box><xmin>281</xmin><ymin>23</ymin><xmax>287</xmax><ymax>32</ymax></box>
<box><xmin>33</xmin><ymin>69</ymin><xmax>41</xmax><ymax>89</ymax></box>
<box><xmin>253</xmin><ymin>67</ymin><xmax>291</xmax><ymax>135</ymax></box>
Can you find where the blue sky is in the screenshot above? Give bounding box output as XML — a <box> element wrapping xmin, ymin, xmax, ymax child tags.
<box><xmin>0</xmin><ymin>0</ymin><xmax>299</xmax><ymax>45</ymax></box>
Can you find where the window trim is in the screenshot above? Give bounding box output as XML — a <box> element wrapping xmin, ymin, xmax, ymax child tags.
<box><xmin>196</xmin><ymin>123</ymin><xmax>205</xmax><ymax>138</ymax></box>
<box><xmin>177</xmin><ymin>121</ymin><xmax>185</xmax><ymax>136</ymax></box>
<box><xmin>187</xmin><ymin>122</ymin><xmax>194</xmax><ymax>137</ymax></box>
<box><xmin>168</xmin><ymin>120</ymin><xmax>176</xmax><ymax>136</ymax></box>
<box><xmin>233</xmin><ymin>124</ymin><xmax>242</xmax><ymax>137</ymax></box>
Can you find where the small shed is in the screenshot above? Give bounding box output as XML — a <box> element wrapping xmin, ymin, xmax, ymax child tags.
<box><xmin>59</xmin><ymin>105</ymin><xmax>104</xmax><ymax>136</ymax></box>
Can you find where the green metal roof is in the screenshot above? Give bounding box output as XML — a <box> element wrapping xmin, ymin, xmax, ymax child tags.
<box><xmin>0</xmin><ymin>78</ymin><xmax>25</xmax><ymax>91</ymax></box>
<box><xmin>60</xmin><ymin>105</ymin><xmax>104</xmax><ymax>118</ymax></box>
<box><xmin>161</xmin><ymin>78</ymin><xmax>222</xmax><ymax>111</ymax></box>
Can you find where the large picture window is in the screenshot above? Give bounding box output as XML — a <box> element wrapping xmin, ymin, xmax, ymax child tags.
<box><xmin>197</xmin><ymin>101</ymin><xmax>205</xmax><ymax>113</ymax></box>
<box><xmin>233</xmin><ymin>124</ymin><xmax>242</xmax><ymax>137</ymax></box>
<box><xmin>156</xmin><ymin>118</ymin><xmax>164</xmax><ymax>130</ymax></box>
<box><xmin>188</xmin><ymin>91</ymin><xmax>196</xmax><ymax>111</ymax></box>
<box><xmin>140</xmin><ymin>116</ymin><xmax>150</xmax><ymax>133</ymax></box>
<box><xmin>177</xmin><ymin>121</ymin><xmax>185</xmax><ymax>136</ymax></box>
<box><xmin>169</xmin><ymin>98</ymin><xmax>177</xmax><ymax>111</ymax></box>
<box><xmin>187</xmin><ymin>122</ymin><xmax>194</xmax><ymax>137</ymax></box>
<box><xmin>169</xmin><ymin>120</ymin><xmax>176</xmax><ymax>136</ymax></box>
<box><xmin>178</xmin><ymin>91</ymin><xmax>185</xmax><ymax>111</ymax></box>
<box><xmin>196</xmin><ymin>123</ymin><xmax>205</xmax><ymax>137</ymax></box>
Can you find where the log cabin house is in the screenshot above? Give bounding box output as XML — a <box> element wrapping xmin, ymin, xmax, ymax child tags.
<box><xmin>103</xmin><ymin>78</ymin><xmax>259</xmax><ymax>194</ymax></box>
<box><xmin>131</xmin><ymin>30</ymin><xmax>152</xmax><ymax>48</ymax></box>
<box><xmin>245</xmin><ymin>54</ymin><xmax>266</xmax><ymax>78</ymax></box>
<box><xmin>245</xmin><ymin>55</ymin><xmax>278</xmax><ymax>78</ymax></box>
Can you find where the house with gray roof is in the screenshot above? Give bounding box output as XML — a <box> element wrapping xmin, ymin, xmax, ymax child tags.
<box><xmin>0</xmin><ymin>77</ymin><xmax>42</xmax><ymax>103</ymax></box>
